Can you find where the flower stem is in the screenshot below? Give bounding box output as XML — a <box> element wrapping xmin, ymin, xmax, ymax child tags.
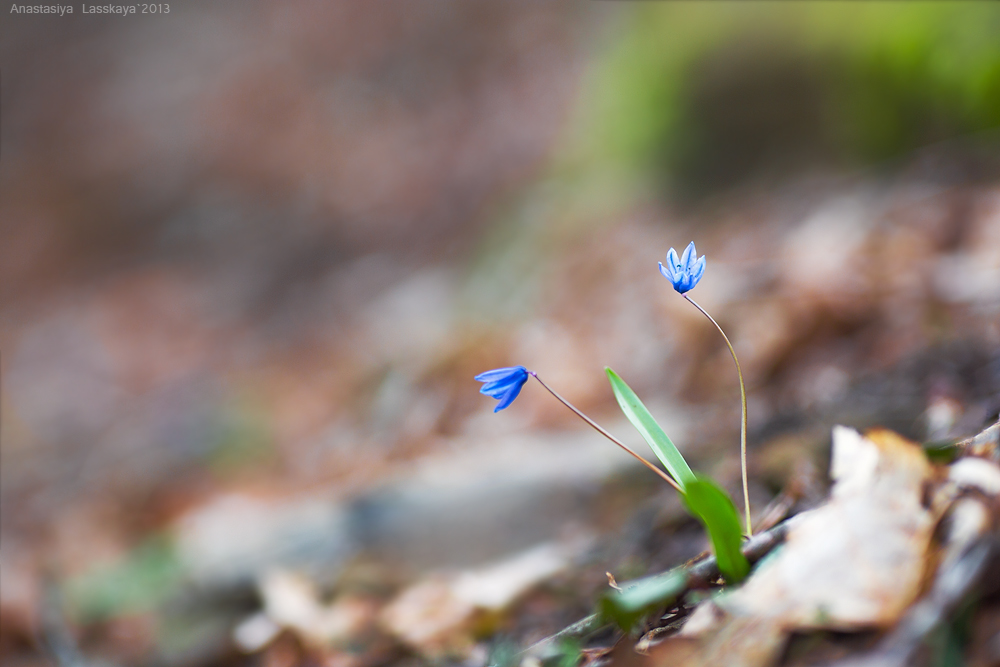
<box><xmin>683</xmin><ymin>294</ymin><xmax>752</xmax><ymax>537</ymax></box>
<box><xmin>528</xmin><ymin>372</ymin><xmax>682</xmax><ymax>493</ymax></box>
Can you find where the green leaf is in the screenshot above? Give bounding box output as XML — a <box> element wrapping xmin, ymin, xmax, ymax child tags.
<box><xmin>923</xmin><ymin>440</ymin><xmax>960</xmax><ymax>464</ymax></box>
<box><xmin>597</xmin><ymin>569</ymin><xmax>687</xmax><ymax>631</ymax></box>
<box><xmin>682</xmin><ymin>476</ymin><xmax>750</xmax><ymax>583</ymax></box>
<box><xmin>605</xmin><ymin>367</ymin><xmax>695</xmax><ymax>489</ymax></box>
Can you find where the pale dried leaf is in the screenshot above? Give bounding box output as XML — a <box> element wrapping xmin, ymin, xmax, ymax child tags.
<box><xmin>380</xmin><ymin>539</ymin><xmax>582</xmax><ymax>657</ymax></box>
<box><xmin>948</xmin><ymin>456</ymin><xmax>1000</xmax><ymax>495</ymax></box>
<box><xmin>645</xmin><ymin>427</ymin><xmax>941</xmax><ymax>667</ymax></box>
<box><xmin>257</xmin><ymin>570</ymin><xmax>377</xmax><ymax>648</ymax></box>
<box><xmin>233</xmin><ymin>612</ymin><xmax>282</xmax><ymax>653</ymax></box>
<box><xmin>378</xmin><ymin>576</ymin><xmax>477</xmax><ymax>657</ymax></box>
<box><xmin>719</xmin><ymin>428</ymin><xmax>936</xmax><ymax>629</ymax></box>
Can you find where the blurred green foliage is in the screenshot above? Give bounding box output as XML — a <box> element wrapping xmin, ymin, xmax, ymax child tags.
<box><xmin>574</xmin><ymin>1</ymin><xmax>1000</xmax><ymax>197</ymax></box>
<box><xmin>547</xmin><ymin>638</ymin><xmax>584</xmax><ymax>667</ymax></box>
<box><xmin>67</xmin><ymin>536</ymin><xmax>183</xmax><ymax>622</ymax></box>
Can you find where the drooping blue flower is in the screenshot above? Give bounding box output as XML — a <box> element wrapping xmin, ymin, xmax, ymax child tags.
<box><xmin>659</xmin><ymin>241</ymin><xmax>706</xmax><ymax>294</ymax></box>
<box><xmin>475</xmin><ymin>365</ymin><xmax>530</xmax><ymax>412</ymax></box>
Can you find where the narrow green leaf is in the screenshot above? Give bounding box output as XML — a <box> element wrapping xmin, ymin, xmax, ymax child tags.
<box><xmin>923</xmin><ymin>440</ymin><xmax>960</xmax><ymax>464</ymax></box>
<box><xmin>605</xmin><ymin>367</ymin><xmax>695</xmax><ymax>489</ymax></box>
<box><xmin>597</xmin><ymin>569</ymin><xmax>687</xmax><ymax>631</ymax></box>
<box><xmin>682</xmin><ymin>476</ymin><xmax>750</xmax><ymax>583</ymax></box>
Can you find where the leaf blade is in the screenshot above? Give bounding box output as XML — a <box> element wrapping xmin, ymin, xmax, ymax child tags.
<box><xmin>597</xmin><ymin>569</ymin><xmax>688</xmax><ymax>631</ymax></box>
<box><xmin>682</xmin><ymin>475</ymin><xmax>750</xmax><ymax>583</ymax></box>
<box><xmin>605</xmin><ymin>367</ymin><xmax>696</xmax><ymax>489</ymax></box>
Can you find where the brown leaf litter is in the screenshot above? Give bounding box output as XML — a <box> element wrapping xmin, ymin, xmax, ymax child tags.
<box><xmin>612</xmin><ymin>423</ymin><xmax>1000</xmax><ymax>667</ymax></box>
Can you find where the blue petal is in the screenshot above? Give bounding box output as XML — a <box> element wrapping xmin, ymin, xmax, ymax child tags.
<box><xmin>480</xmin><ymin>374</ymin><xmax>523</xmax><ymax>397</ymax></box>
<box><xmin>666</xmin><ymin>248</ymin><xmax>680</xmax><ymax>275</ymax></box>
<box><xmin>475</xmin><ymin>365</ymin><xmax>529</xmax><ymax>411</ymax></box>
<box><xmin>658</xmin><ymin>262</ymin><xmax>675</xmax><ymax>282</ymax></box>
<box><xmin>474</xmin><ymin>366</ymin><xmax>525</xmax><ymax>383</ymax></box>
<box><xmin>480</xmin><ymin>373</ymin><xmax>522</xmax><ymax>390</ymax></box>
<box><xmin>674</xmin><ymin>273</ymin><xmax>691</xmax><ymax>293</ymax></box>
<box><xmin>689</xmin><ymin>255</ymin><xmax>706</xmax><ymax>288</ymax></box>
<box><xmin>493</xmin><ymin>382</ymin><xmax>524</xmax><ymax>412</ymax></box>
<box><xmin>680</xmin><ymin>242</ymin><xmax>696</xmax><ymax>270</ymax></box>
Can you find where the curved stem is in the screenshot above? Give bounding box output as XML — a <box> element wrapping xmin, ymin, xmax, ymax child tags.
<box><xmin>529</xmin><ymin>372</ymin><xmax>682</xmax><ymax>493</ymax></box>
<box><xmin>683</xmin><ymin>294</ymin><xmax>752</xmax><ymax>537</ymax></box>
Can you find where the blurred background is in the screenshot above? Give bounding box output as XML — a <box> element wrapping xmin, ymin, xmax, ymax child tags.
<box><xmin>2</xmin><ymin>2</ymin><xmax>999</xmax><ymax>666</ymax></box>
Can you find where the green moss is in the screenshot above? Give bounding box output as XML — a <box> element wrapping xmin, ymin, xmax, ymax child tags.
<box><xmin>568</xmin><ymin>2</ymin><xmax>1000</xmax><ymax>197</ymax></box>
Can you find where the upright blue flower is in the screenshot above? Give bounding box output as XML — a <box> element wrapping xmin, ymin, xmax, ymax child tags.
<box><xmin>659</xmin><ymin>242</ymin><xmax>706</xmax><ymax>294</ymax></box>
<box><xmin>475</xmin><ymin>365</ymin><xmax>530</xmax><ymax>412</ymax></box>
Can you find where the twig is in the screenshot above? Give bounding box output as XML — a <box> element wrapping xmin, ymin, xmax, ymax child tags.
<box><xmin>521</xmin><ymin>518</ymin><xmax>791</xmax><ymax>659</ymax></box>
<box><xmin>957</xmin><ymin>419</ymin><xmax>999</xmax><ymax>462</ymax></box>
<box><xmin>522</xmin><ymin>613</ymin><xmax>604</xmax><ymax>655</ymax></box>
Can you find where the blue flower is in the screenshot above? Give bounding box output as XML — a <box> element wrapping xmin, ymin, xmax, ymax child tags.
<box><xmin>659</xmin><ymin>242</ymin><xmax>706</xmax><ymax>294</ymax></box>
<box><xmin>475</xmin><ymin>365</ymin><xmax>530</xmax><ymax>412</ymax></box>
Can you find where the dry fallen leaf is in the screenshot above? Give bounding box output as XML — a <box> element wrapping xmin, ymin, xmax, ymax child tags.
<box><xmin>641</xmin><ymin>426</ymin><xmax>944</xmax><ymax>667</ymax></box>
<box><xmin>234</xmin><ymin>570</ymin><xmax>378</xmax><ymax>652</ymax></box>
<box><xmin>721</xmin><ymin>427</ymin><xmax>938</xmax><ymax>629</ymax></box>
<box><xmin>378</xmin><ymin>575</ymin><xmax>477</xmax><ymax>658</ymax></box>
<box><xmin>380</xmin><ymin>538</ymin><xmax>586</xmax><ymax>658</ymax></box>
